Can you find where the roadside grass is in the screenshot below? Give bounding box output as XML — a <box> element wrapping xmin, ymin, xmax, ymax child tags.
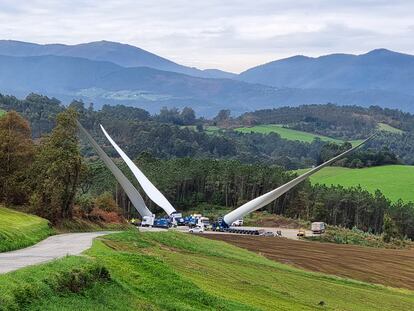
<box><xmin>0</xmin><ymin>256</ymin><xmax>114</xmax><ymax>311</ymax></box>
<box><xmin>0</xmin><ymin>206</ymin><xmax>53</xmax><ymax>252</ymax></box>
<box><xmin>5</xmin><ymin>230</ymin><xmax>412</xmax><ymax>310</ymax></box>
<box><xmin>297</xmin><ymin>165</ymin><xmax>414</xmax><ymax>203</ymax></box>
<box><xmin>234</xmin><ymin>124</ymin><xmax>362</xmax><ymax>146</ymax></box>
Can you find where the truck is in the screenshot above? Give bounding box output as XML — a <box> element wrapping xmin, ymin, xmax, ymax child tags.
<box><xmin>311</xmin><ymin>222</ymin><xmax>326</xmax><ymax>234</ymax></box>
<box><xmin>141</xmin><ymin>215</ymin><xmax>155</xmax><ymax>227</ymax></box>
<box><xmin>154</xmin><ymin>218</ymin><xmax>171</xmax><ymax>229</ymax></box>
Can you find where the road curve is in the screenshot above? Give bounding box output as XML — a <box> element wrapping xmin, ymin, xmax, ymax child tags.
<box><xmin>0</xmin><ymin>232</ymin><xmax>114</xmax><ymax>274</ymax></box>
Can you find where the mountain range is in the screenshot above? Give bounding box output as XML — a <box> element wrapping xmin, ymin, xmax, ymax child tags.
<box><xmin>0</xmin><ymin>40</ymin><xmax>414</xmax><ymax>115</ymax></box>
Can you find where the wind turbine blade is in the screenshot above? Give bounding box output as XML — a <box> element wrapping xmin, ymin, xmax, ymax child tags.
<box><xmin>100</xmin><ymin>124</ymin><xmax>176</xmax><ymax>215</ymax></box>
<box><xmin>223</xmin><ymin>134</ymin><xmax>376</xmax><ymax>226</ymax></box>
<box><xmin>77</xmin><ymin>121</ymin><xmax>152</xmax><ymax>218</ymax></box>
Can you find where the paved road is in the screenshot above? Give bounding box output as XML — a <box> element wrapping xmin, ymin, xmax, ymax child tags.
<box><xmin>0</xmin><ymin>232</ymin><xmax>113</xmax><ymax>274</ymax></box>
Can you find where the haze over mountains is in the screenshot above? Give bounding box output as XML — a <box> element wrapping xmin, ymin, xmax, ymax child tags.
<box><xmin>1</xmin><ymin>40</ymin><xmax>414</xmax><ymax>116</ymax></box>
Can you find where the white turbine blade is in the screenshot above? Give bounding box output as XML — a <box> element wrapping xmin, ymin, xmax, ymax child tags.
<box><xmin>223</xmin><ymin>135</ymin><xmax>376</xmax><ymax>226</ymax></box>
<box><xmin>100</xmin><ymin>124</ymin><xmax>176</xmax><ymax>215</ymax></box>
<box><xmin>77</xmin><ymin>121</ymin><xmax>152</xmax><ymax>218</ymax></box>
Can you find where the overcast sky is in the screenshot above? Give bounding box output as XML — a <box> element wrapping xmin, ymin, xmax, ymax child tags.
<box><xmin>0</xmin><ymin>0</ymin><xmax>413</xmax><ymax>72</ymax></box>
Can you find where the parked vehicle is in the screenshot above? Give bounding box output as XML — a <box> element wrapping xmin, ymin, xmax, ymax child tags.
<box><xmin>231</xmin><ymin>219</ymin><xmax>244</xmax><ymax>226</ymax></box>
<box><xmin>311</xmin><ymin>222</ymin><xmax>326</xmax><ymax>234</ymax></box>
<box><xmin>189</xmin><ymin>225</ymin><xmax>204</xmax><ymax>234</ymax></box>
<box><xmin>141</xmin><ymin>215</ymin><xmax>155</xmax><ymax>227</ymax></box>
<box><xmin>154</xmin><ymin>218</ymin><xmax>170</xmax><ymax>228</ymax></box>
<box><xmin>297</xmin><ymin>229</ymin><xmax>306</xmax><ymax>237</ymax></box>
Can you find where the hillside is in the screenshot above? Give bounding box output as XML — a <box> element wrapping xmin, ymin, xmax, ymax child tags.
<box><xmin>234</xmin><ymin>124</ymin><xmax>362</xmax><ymax>145</ymax></box>
<box><xmin>239</xmin><ymin>49</ymin><xmax>414</xmax><ymax>96</ymax></box>
<box><xmin>2</xmin><ymin>42</ymin><xmax>414</xmax><ymax>114</ymax></box>
<box><xmin>302</xmin><ymin>165</ymin><xmax>414</xmax><ymax>202</ymax></box>
<box><xmin>0</xmin><ymin>206</ymin><xmax>53</xmax><ymax>252</ymax></box>
<box><xmin>0</xmin><ymin>40</ymin><xmax>236</xmax><ymax>79</ymax></box>
<box><xmin>1</xmin><ymin>231</ymin><xmax>413</xmax><ymax>310</ymax></box>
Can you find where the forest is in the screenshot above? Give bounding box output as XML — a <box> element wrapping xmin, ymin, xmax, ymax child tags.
<box><xmin>0</xmin><ymin>93</ymin><xmax>413</xmax><ymax>241</ymax></box>
<box><xmin>2</xmin><ymin>93</ymin><xmax>412</xmax><ymax>168</ymax></box>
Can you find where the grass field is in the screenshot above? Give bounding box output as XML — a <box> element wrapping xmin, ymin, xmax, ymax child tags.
<box><xmin>2</xmin><ymin>230</ymin><xmax>413</xmax><ymax>310</ymax></box>
<box><xmin>0</xmin><ymin>109</ymin><xmax>5</xmax><ymax>117</ymax></box>
<box><xmin>377</xmin><ymin>122</ymin><xmax>404</xmax><ymax>134</ymax></box>
<box><xmin>0</xmin><ymin>206</ymin><xmax>53</xmax><ymax>252</ymax></box>
<box><xmin>234</xmin><ymin>124</ymin><xmax>362</xmax><ymax>145</ymax></box>
<box><xmin>207</xmin><ymin>234</ymin><xmax>414</xmax><ymax>290</ymax></box>
<box><xmin>181</xmin><ymin>125</ymin><xmax>221</xmax><ymax>135</ymax></box>
<box><xmin>298</xmin><ymin>165</ymin><xmax>414</xmax><ymax>202</ymax></box>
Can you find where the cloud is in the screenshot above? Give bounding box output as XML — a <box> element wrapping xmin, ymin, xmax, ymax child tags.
<box><xmin>0</xmin><ymin>0</ymin><xmax>413</xmax><ymax>72</ymax></box>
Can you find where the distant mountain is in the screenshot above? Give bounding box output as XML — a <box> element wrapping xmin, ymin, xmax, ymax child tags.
<box><xmin>238</xmin><ymin>49</ymin><xmax>414</xmax><ymax>96</ymax></box>
<box><xmin>0</xmin><ymin>40</ymin><xmax>236</xmax><ymax>79</ymax></box>
<box><xmin>1</xmin><ymin>54</ymin><xmax>413</xmax><ymax>116</ymax></box>
<box><xmin>1</xmin><ymin>44</ymin><xmax>414</xmax><ymax>115</ymax></box>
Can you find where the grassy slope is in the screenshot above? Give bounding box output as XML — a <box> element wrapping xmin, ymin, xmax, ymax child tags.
<box><xmin>377</xmin><ymin>122</ymin><xmax>404</xmax><ymax>134</ymax></box>
<box><xmin>234</xmin><ymin>124</ymin><xmax>362</xmax><ymax>145</ymax></box>
<box><xmin>0</xmin><ymin>109</ymin><xmax>5</xmax><ymax>117</ymax></box>
<box><xmin>298</xmin><ymin>165</ymin><xmax>414</xmax><ymax>202</ymax></box>
<box><xmin>4</xmin><ymin>231</ymin><xmax>412</xmax><ymax>311</ymax></box>
<box><xmin>0</xmin><ymin>206</ymin><xmax>53</xmax><ymax>252</ymax></box>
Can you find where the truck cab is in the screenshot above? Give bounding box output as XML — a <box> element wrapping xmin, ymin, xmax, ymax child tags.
<box><xmin>141</xmin><ymin>215</ymin><xmax>155</xmax><ymax>227</ymax></box>
<box><xmin>311</xmin><ymin>222</ymin><xmax>326</xmax><ymax>234</ymax></box>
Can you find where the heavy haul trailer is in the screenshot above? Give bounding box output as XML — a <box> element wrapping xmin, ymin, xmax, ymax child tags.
<box><xmin>212</xmin><ymin>134</ymin><xmax>376</xmax><ymax>234</ymax></box>
<box><xmin>100</xmin><ymin>125</ymin><xmax>180</xmax><ymax>227</ymax></box>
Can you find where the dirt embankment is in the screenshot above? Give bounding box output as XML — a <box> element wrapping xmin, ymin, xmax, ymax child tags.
<box><xmin>204</xmin><ymin>234</ymin><xmax>414</xmax><ymax>290</ymax></box>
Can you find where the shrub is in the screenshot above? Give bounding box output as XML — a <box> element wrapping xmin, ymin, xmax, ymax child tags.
<box><xmin>94</xmin><ymin>192</ymin><xmax>119</xmax><ymax>212</ymax></box>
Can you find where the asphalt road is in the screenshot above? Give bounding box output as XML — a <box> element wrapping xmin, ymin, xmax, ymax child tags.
<box><xmin>0</xmin><ymin>232</ymin><xmax>112</xmax><ymax>274</ymax></box>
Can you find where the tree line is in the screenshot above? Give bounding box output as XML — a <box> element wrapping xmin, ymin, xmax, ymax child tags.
<box><xmin>0</xmin><ymin>108</ymin><xmax>413</xmax><ymax>241</ymax></box>
<box><xmin>83</xmin><ymin>154</ymin><xmax>414</xmax><ymax>240</ymax></box>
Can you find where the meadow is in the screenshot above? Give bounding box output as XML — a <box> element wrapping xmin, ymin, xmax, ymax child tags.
<box><xmin>234</xmin><ymin>124</ymin><xmax>362</xmax><ymax>145</ymax></box>
<box><xmin>299</xmin><ymin>165</ymin><xmax>414</xmax><ymax>202</ymax></box>
<box><xmin>0</xmin><ymin>206</ymin><xmax>53</xmax><ymax>252</ymax></box>
<box><xmin>1</xmin><ymin>230</ymin><xmax>413</xmax><ymax>310</ymax></box>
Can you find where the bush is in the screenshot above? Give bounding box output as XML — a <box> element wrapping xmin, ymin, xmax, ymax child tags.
<box><xmin>306</xmin><ymin>225</ymin><xmax>413</xmax><ymax>249</ymax></box>
<box><xmin>94</xmin><ymin>192</ymin><xmax>119</xmax><ymax>212</ymax></box>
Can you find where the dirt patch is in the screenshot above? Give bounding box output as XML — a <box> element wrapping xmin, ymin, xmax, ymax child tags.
<box><xmin>204</xmin><ymin>234</ymin><xmax>414</xmax><ymax>290</ymax></box>
<box><xmin>245</xmin><ymin>213</ymin><xmax>306</xmax><ymax>229</ymax></box>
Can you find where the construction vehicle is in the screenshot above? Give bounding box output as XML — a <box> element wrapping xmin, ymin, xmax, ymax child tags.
<box><xmin>311</xmin><ymin>222</ymin><xmax>326</xmax><ymax>234</ymax></box>
<box><xmin>141</xmin><ymin>215</ymin><xmax>155</xmax><ymax>227</ymax></box>
<box><xmin>154</xmin><ymin>218</ymin><xmax>170</xmax><ymax>229</ymax></box>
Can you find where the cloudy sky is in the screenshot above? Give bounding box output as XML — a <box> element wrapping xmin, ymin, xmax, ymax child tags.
<box><xmin>0</xmin><ymin>0</ymin><xmax>413</xmax><ymax>72</ymax></box>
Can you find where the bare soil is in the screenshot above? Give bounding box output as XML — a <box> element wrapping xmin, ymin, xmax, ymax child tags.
<box><xmin>204</xmin><ymin>234</ymin><xmax>414</xmax><ymax>290</ymax></box>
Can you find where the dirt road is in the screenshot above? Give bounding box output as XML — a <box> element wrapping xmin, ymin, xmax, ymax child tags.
<box><xmin>0</xmin><ymin>232</ymin><xmax>112</xmax><ymax>274</ymax></box>
<box><xmin>205</xmin><ymin>234</ymin><xmax>414</xmax><ymax>290</ymax></box>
